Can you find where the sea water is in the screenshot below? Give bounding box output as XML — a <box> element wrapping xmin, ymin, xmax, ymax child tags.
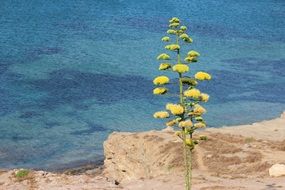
<box><xmin>0</xmin><ymin>0</ymin><xmax>284</xmax><ymax>169</ymax></box>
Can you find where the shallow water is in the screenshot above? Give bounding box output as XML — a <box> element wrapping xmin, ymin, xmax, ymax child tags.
<box><xmin>0</xmin><ymin>0</ymin><xmax>285</xmax><ymax>169</ymax></box>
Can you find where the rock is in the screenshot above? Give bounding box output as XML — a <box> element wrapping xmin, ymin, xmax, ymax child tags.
<box><xmin>269</xmin><ymin>164</ymin><xmax>285</xmax><ymax>177</ymax></box>
<box><xmin>85</xmin><ymin>167</ymin><xmax>103</xmax><ymax>176</ymax></box>
<box><xmin>38</xmin><ymin>171</ymin><xmax>48</xmax><ymax>177</ymax></box>
<box><xmin>103</xmin><ymin>130</ymin><xmax>187</xmax><ymax>182</ymax></box>
<box><xmin>206</xmin><ymin>154</ymin><xmax>213</xmax><ymax>158</ymax></box>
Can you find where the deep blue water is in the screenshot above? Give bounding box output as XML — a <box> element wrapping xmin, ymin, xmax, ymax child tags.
<box><xmin>0</xmin><ymin>0</ymin><xmax>285</xmax><ymax>169</ymax></box>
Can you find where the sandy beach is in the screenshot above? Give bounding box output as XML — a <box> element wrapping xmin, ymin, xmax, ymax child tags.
<box><xmin>0</xmin><ymin>111</ymin><xmax>284</xmax><ymax>190</ymax></box>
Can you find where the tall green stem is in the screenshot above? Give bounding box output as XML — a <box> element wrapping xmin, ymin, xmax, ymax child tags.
<box><xmin>179</xmin><ymin>74</ymin><xmax>183</xmax><ymax>104</ymax></box>
<box><xmin>188</xmin><ymin>147</ymin><xmax>193</xmax><ymax>190</ymax></box>
<box><xmin>180</xmin><ymin>74</ymin><xmax>190</xmax><ymax>190</ymax></box>
<box><xmin>176</xmin><ymin>31</ymin><xmax>192</xmax><ymax>190</ymax></box>
<box><xmin>176</xmin><ymin>34</ymin><xmax>191</xmax><ymax>190</ymax></box>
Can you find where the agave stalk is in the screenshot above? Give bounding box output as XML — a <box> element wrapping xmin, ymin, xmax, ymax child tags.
<box><xmin>152</xmin><ymin>17</ymin><xmax>211</xmax><ymax>190</ymax></box>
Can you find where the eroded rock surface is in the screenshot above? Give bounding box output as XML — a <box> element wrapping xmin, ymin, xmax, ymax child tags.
<box><xmin>103</xmin><ymin>130</ymin><xmax>190</xmax><ymax>182</ymax></box>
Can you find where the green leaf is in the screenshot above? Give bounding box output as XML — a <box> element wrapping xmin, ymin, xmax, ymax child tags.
<box><xmin>199</xmin><ymin>135</ymin><xmax>208</xmax><ymax>141</ymax></box>
<box><xmin>195</xmin><ymin>116</ymin><xmax>204</xmax><ymax>122</ymax></box>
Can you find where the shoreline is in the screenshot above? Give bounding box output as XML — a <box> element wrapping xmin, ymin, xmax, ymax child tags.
<box><xmin>206</xmin><ymin>111</ymin><xmax>285</xmax><ymax>141</ymax></box>
<box><xmin>2</xmin><ymin>111</ymin><xmax>284</xmax><ymax>173</ymax></box>
<box><xmin>1</xmin><ymin>111</ymin><xmax>285</xmax><ymax>189</ymax></box>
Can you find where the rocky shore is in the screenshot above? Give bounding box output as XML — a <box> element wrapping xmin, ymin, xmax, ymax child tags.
<box><xmin>1</xmin><ymin>112</ymin><xmax>285</xmax><ymax>190</ymax></box>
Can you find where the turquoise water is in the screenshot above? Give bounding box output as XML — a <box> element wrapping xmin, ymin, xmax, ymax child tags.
<box><xmin>0</xmin><ymin>0</ymin><xmax>285</xmax><ymax>169</ymax></box>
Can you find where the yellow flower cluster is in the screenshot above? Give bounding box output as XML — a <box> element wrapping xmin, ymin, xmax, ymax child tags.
<box><xmin>153</xmin><ymin>111</ymin><xmax>170</xmax><ymax>119</ymax></box>
<box><xmin>175</xmin><ymin>131</ymin><xmax>182</xmax><ymax>136</ymax></box>
<box><xmin>153</xmin><ymin>87</ymin><xmax>168</xmax><ymax>95</ymax></box>
<box><xmin>184</xmin><ymin>56</ymin><xmax>196</xmax><ymax>62</ymax></box>
<box><xmin>180</xmin><ymin>26</ymin><xmax>187</xmax><ymax>31</ymax></box>
<box><xmin>166</xmin><ymin>119</ymin><xmax>177</xmax><ymax>127</ymax></box>
<box><xmin>150</xmin><ymin>17</ymin><xmax>212</xmax><ymax>165</ymax></box>
<box><xmin>169</xmin><ymin>17</ymin><xmax>180</xmax><ymax>23</ymax></box>
<box><xmin>166</xmin><ymin>117</ymin><xmax>181</xmax><ymax>127</ymax></box>
<box><xmin>195</xmin><ymin>72</ymin><xmax>211</xmax><ymax>80</ymax></box>
<box><xmin>169</xmin><ymin>22</ymin><xmax>179</xmax><ymax>28</ymax></box>
<box><xmin>179</xmin><ymin>33</ymin><xmax>188</xmax><ymax>39</ymax></box>
<box><xmin>194</xmin><ymin>122</ymin><xmax>206</xmax><ymax>128</ymax></box>
<box><xmin>161</xmin><ymin>36</ymin><xmax>170</xmax><ymax>42</ymax></box>
<box><xmin>159</xmin><ymin>63</ymin><xmax>171</xmax><ymax>70</ymax></box>
<box><xmin>167</xmin><ymin>29</ymin><xmax>176</xmax><ymax>35</ymax></box>
<box><xmin>200</xmin><ymin>93</ymin><xmax>209</xmax><ymax>102</ymax></box>
<box><xmin>184</xmin><ymin>50</ymin><xmax>200</xmax><ymax>62</ymax></box>
<box><xmin>172</xmin><ymin>64</ymin><xmax>189</xmax><ymax>73</ymax></box>
<box><xmin>153</xmin><ymin>76</ymin><xmax>170</xmax><ymax>85</ymax></box>
<box><xmin>193</xmin><ymin>104</ymin><xmax>206</xmax><ymax>115</ymax></box>
<box><xmin>188</xmin><ymin>50</ymin><xmax>200</xmax><ymax>57</ymax></box>
<box><xmin>184</xmin><ymin>88</ymin><xmax>201</xmax><ymax>99</ymax></box>
<box><xmin>165</xmin><ymin>44</ymin><xmax>180</xmax><ymax>51</ymax></box>
<box><xmin>157</xmin><ymin>53</ymin><xmax>170</xmax><ymax>60</ymax></box>
<box><xmin>179</xmin><ymin>33</ymin><xmax>193</xmax><ymax>43</ymax></box>
<box><xmin>178</xmin><ymin>120</ymin><xmax>193</xmax><ymax>128</ymax></box>
<box><xmin>166</xmin><ymin>103</ymin><xmax>184</xmax><ymax>115</ymax></box>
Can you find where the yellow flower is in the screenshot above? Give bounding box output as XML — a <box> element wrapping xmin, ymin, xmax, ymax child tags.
<box><xmin>200</xmin><ymin>93</ymin><xmax>210</xmax><ymax>102</ymax></box>
<box><xmin>175</xmin><ymin>131</ymin><xmax>182</xmax><ymax>136</ymax></box>
<box><xmin>184</xmin><ymin>37</ymin><xmax>193</xmax><ymax>43</ymax></box>
<box><xmin>193</xmin><ymin>104</ymin><xmax>207</xmax><ymax>115</ymax></box>
<box><xmin>159</xmin><ymin>63</ymin><xmax>171</xmax><ymax>70</ymax></box>
<box><xmin>184</xmin><ymin>56</ymin><xmax>197</xmax><ymax>62</ymax></box>
<box><xmin>166</xmin><ymin>119</ymin><xmax>177</xmax><ymax>127</ymax></box>
<box><xmin>184</xmin><ymin>88</ymin><xmax>201</xmax><ymax>99</ymax></box>
<box><xmin>166</xmin><ymin>103</ymin><xmax>184</xmax><ymax>115</ymax></box>
<box><xmin>195</xmin><ymin>72</ymin><xmax>211</xmax><ymax>80</ymax></box>
<box><xmin>172</xmin><ymin>64</ymin><xmax>189</xmax><ymax>73</ymax></box>
<box><xmin>153</xmin><ymin>76</ymin><xmax>170</xmax><ymax>85</ymax></box>
<box><xmin>180</xmin><ymin>26</ymin><xmax>187</xmax><ymax>31</ymax></box>
<box><xmin>169</xmin><ymin>17</ymin><xmax>180</xmax><ymax>23</ymax></box>
<box><xmin>153</xmin><ymin>111</ymin><xmax>169</xmax><ymax>119</ymax></box>
<box><xmin>178</xmin><ymin>120</ymin><xmax>193</xmax><ymax>128</ymax></box>
<box><xmin>169</xmin><ymin>22</ymin><xmax>179</xmax><ymax>28</ymax></box>
<box><xmin>175</xmin><ymin>117</ymin><xmax>182</xmax><ymax>122</ymax></box>
<box><xmin>161</xmin><ymin>36</ymin><xmax>170</xmax><ymax>42</ymax></box>
<box><xmin>167</xmin><ymin>29</ymin><xmax>177</xmax><ymax>35</ymax></box>
<box><xmin>187</xmin><ymin>50</ymin><xmax>200</xmax><ymax>57</ymax></box>
<box><xmin>179</xmin><ymin>33</ymin><xmax>189</xmax><ymax>39</ymax></box>
<box><xmin>165</xmin><ymin>103</ymin><xmax>173</xmax><ymax>110</ymax></box>
<box><xmin>153</xmin><ymin>87</ymin><xmax>168</xmax><ymax>95</ymax></box>
<box><xmin>165</xmin><ymin>44</ymin><xmax>180</xmax><ymax>51</ymax></box>
<box><xmin>157</xmin><ymin>53</ymin><xmax>170</xmax><ymax>60</ymax></box>
<box><xmin>194</xmin><ymin>122</ymin><xmax>206</xmax><ymax>128</ymax></box>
